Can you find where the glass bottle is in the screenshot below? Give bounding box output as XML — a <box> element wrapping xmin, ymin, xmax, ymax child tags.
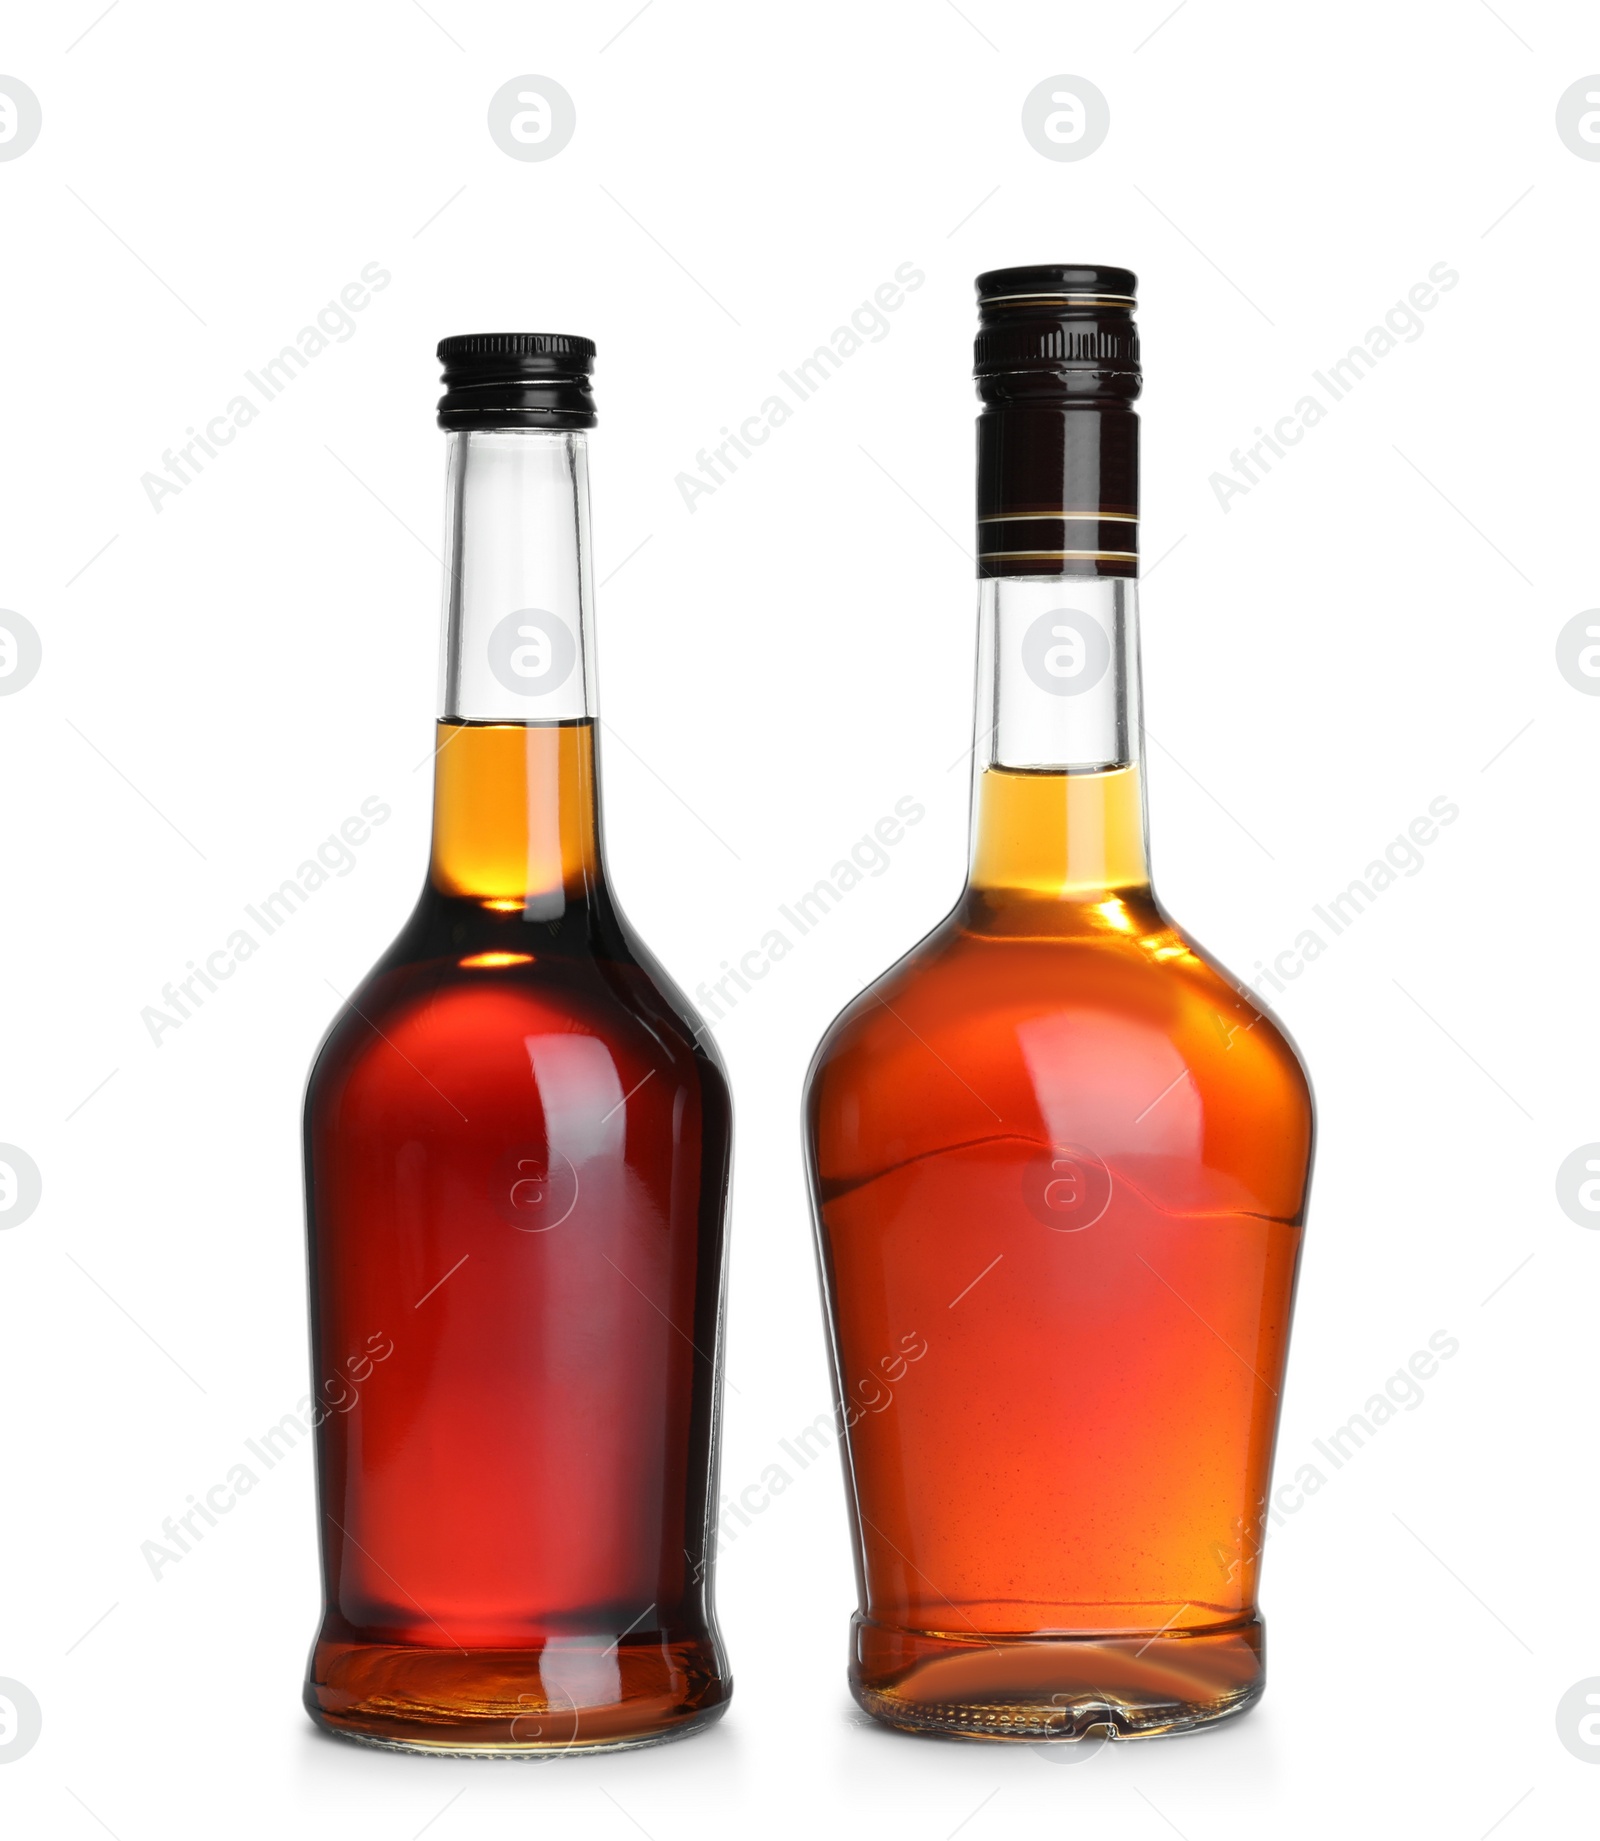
<box><xmin>302</xmin><ymin>335</ymin><xmax>733</xmax><ymax>1754</ymax></box>
<box><xmin>804</xmin><ymin>268</ymin><xmax>1313</xmax><ymax>1741</ymax></box>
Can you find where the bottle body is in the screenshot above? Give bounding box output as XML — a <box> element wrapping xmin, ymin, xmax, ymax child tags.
<box><xmin>302</xmin><ymin>406</ymin><xmax>731</xmax><ymax>1753</ymax></box>
<box><xmin>804</xmin><ymin>269</ymin><xmax>1312</xmax><ymax>1740</ymax></box>
<box><xmin>806</xmin><ymin>850</ymin><xmax>1310</xmax><ymax>1737</ymax></box>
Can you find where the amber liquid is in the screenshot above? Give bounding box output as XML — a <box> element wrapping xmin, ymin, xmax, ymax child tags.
<box><xmin>806</xmin><ymin>764</ymin><xmax>1312</xmax><ymax>1739</ymax></box>
<box><xmin>303</xmin><ymin>721</ymin><xmax>732</xmax><ymax>1753</ymax></box>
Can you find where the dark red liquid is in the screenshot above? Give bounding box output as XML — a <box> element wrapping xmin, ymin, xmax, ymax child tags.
<box><xmin>303</xmin><ymin>724</ymin><xmax>731</xmax><ymax>1753</ymax></box>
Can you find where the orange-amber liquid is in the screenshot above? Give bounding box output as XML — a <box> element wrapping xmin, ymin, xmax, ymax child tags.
<box><xmin>806</xmin><ymin>765</ymin><xmax>1312</xmax><ymax>1739</ymax></box>
<box><xmin>303</xmin><ymin>721</ymin><xmax>732</xmax><ymax>1753</ymax></box>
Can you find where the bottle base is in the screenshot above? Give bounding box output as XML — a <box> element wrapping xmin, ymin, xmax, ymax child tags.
<box><xmin>310</xmin><ymin>1705</ymin><xmax>728</xmax><ymax>1760</ymax></box>
<box><xmin>306</xmin><ymin>1637</ymin><xmax>730</xmax><ymax>1757</ymax></box>
<box><xmin>850</xmin><ymin>1613</ymin><xmax>1263</xmax><ymax>1742</ymax></box>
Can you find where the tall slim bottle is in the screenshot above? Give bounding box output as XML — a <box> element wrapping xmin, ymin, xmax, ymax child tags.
<box><xmin>804</xmin><ymin>268</ymin><xmax>1313</xmax><ymax>1741</ymax></box>
<box><xmin>303</xmin><ymin>335</ymin><xmax>732</xmax><ymax>1754</ymax></box>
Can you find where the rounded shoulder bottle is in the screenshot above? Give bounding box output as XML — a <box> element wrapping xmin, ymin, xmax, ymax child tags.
<box><xmin>805</xmin><ymin>268</ymin><xmax>1313</xmax><ymax>1742</ymax></box>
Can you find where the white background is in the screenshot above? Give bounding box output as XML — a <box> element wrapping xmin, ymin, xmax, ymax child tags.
<box><xmin>1</xmin><ymin>1</ymin><xmax>1595</xmax><ymax>1835</ymax></box>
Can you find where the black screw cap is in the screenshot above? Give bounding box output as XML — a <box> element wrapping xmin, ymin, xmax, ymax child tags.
<box><xmin>974</xmin><ymin>266</ymin><xmax>1140</xmax><ymax>407</ymax></box>
<box><xmin>437</xmin><ymin>333</ymin><xmax>597</xmax><ymax>430</ymax></box>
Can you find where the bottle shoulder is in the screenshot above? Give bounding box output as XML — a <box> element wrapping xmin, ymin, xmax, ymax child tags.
<box><xmin>813</xmin><ymin>894</ymin><xmax>1298</xmax><ymax>1076</ymax></box>
<box><xmin>308</xmin><ymin>896</ymin><xmax>725</xmax><ymax>1121</ymax></box>
<box><xmin>806</xmin><ymin>894</ymin><xmax>1313</xmax><ymax>1220</ymax></box>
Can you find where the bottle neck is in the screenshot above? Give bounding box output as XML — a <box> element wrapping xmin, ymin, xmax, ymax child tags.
<box><xmin>967</xmin><ymin>355</ymin><xmax>1150</xmax><ymax>909</ymax></box>
<box><xmin>966</xmin><ymin>574</ymin><xmax>1151</xmax><ymax>907</ymax></box>
<box><xmin>428</xmin><ymin>430</ymin><xmax>605</xmax><ymax>917</ymax></box>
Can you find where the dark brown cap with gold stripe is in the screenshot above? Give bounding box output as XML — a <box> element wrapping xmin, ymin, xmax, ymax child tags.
<box><xmin>974</xmin><ymin>266</ymin><xmax>1140</xmax><ymax>578</ymax></box>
